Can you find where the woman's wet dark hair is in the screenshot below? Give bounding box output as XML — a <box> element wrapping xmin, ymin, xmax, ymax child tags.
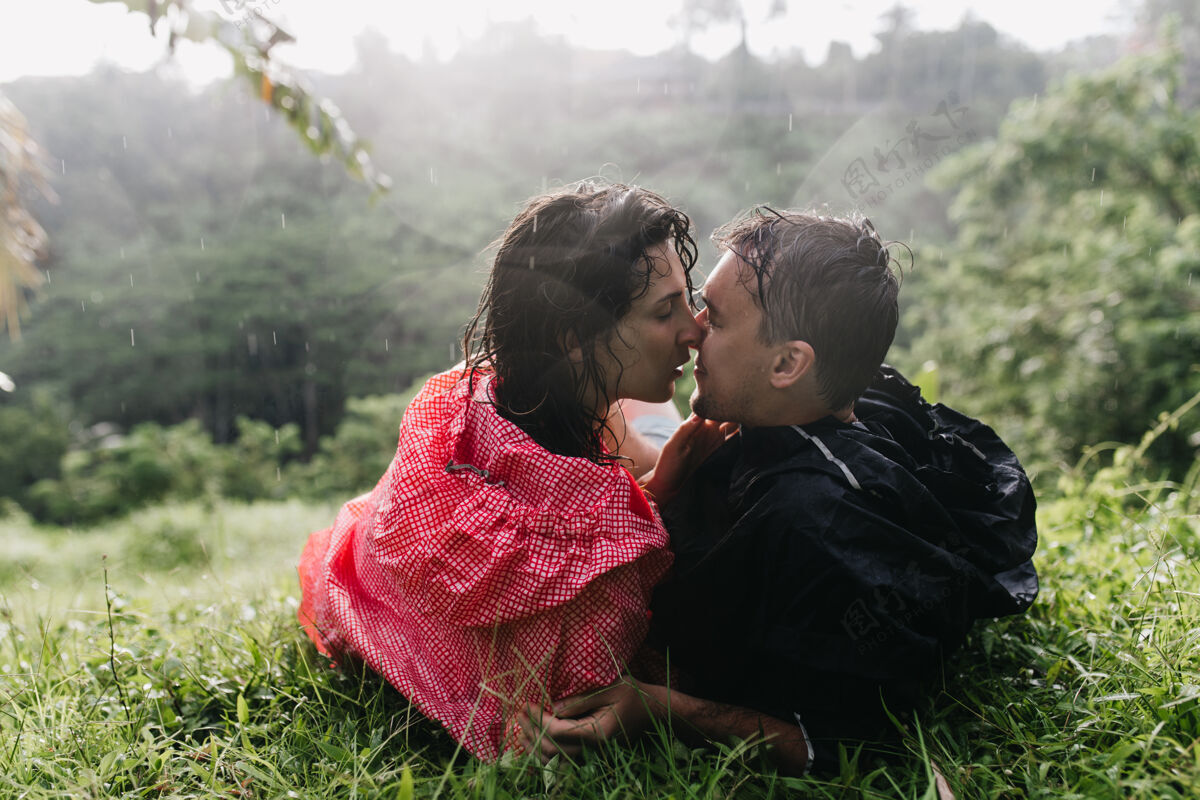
<box><xmin>462</xmin><ymin>181</ymin><xmax>697</xmax><ymax>463</ymax></box>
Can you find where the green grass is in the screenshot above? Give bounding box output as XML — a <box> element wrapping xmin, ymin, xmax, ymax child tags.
<box><xmin>2</xmin><ymin>437</ymin><xmax>1199</xmax><ymax>798</ymax></box>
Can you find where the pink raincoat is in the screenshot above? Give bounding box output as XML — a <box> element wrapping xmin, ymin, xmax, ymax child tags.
<box><xmin>298</xmin><ymin>369</ymin><xmax>672</xmax><ymax>758</ymax></box>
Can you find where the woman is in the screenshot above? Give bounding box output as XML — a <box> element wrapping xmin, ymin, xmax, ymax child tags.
<box><xmin>298</xmin><ymin>181</ymin><xmax>714</xmax><ymax>759</ymax></box>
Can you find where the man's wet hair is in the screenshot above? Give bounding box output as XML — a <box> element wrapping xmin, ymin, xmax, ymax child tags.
<box><xmin>713</xmin><ymin>208</ymin><xmax>902</xmax><ymax>411</ymax></box>
<box><xmin>463</xmin><ymin>180</ymin><xmax>698</xmax><ymax>463</ymax></box>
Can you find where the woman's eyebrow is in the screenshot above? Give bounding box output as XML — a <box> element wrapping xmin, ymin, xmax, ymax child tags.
<box><xmin>654</xmin><ymin>289</ymin><xmax>684</xmax><ymax>305</ymax></box>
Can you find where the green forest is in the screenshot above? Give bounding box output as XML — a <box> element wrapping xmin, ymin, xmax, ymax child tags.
<box><xmin>2</xmin><ymin>1</ymin><xmax>1200</xmax><ymax>797</ymax></box>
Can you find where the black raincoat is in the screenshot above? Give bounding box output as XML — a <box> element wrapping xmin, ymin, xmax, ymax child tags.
<box><xmin>650</xmin><ymin>367</ymin><xmax>1038</xmax><ymax>766</ymax></box>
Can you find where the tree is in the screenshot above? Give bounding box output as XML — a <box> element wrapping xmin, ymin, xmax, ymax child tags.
<box><xmin>84</xmin><ymin>0</ymin><xmax>388</xmax><ymax>193</ymax></box>
<box><xmin>906</xmin><ymin>48</ymin><xmax>1200</xmax><ymax>476</ymax></box>
<box><xmin>0</xmin><ymin>94</ymin><xmax>51</xmax><ymax>339</ymax></box>
<box><xmin>0</xmin><ymin>0</ymin><xmax>389</xmax><ymax>342</ymax></box>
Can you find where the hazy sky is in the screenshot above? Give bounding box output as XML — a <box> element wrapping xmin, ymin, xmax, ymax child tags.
<box><xmin>1</xmin><ymin>0</ymin><xmax>1132</xmax><ymax>84</ymax></box>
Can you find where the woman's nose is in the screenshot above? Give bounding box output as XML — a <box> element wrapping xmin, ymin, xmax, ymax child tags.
<box><xmin>680</xmin><ymin>308</ymin><xmax>704</xmax><ymax>347</ymax></box>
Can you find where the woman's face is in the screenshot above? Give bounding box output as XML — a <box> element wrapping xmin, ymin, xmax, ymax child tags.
<box><xmin>598</xmin><ymin>241</ymin><xmax>703</xmax><ymax>404</ymax></box>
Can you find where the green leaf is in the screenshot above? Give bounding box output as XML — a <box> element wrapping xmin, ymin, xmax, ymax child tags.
<box><xmin>396</xmin><ymin>764</ymin><xmax>414</xmax><ymax>800</ymax></box>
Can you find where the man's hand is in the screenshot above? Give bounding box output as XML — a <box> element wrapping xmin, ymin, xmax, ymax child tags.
<box><xmin>516</xmin><ymin>677</ymin><xmax>813</xmax><ymax>775</ymax></box>
<box><xmin>641</xmin><ymin>415</ymin><xmax>737</xmax><ymax>506</ymax></box>
<box><xmin>516</xmin><ymin>679</ymin><xmax>654</xmax><ymax>760</ymax></box>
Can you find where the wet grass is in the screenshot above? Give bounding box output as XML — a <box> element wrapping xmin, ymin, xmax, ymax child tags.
<box><xmin>1</xmin><ymin>441</ymin><xmax>1198</xmax><ymax>798</ymax></box>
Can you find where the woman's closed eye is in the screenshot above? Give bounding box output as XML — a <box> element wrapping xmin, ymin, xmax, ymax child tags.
<box><xmin>655</xmin><ymin>296</ymin><xmax>684</xmax><ymax>321</ymax></box>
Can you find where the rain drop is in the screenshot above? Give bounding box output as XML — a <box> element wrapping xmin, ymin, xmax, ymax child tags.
<box><xmin>281</xmin><ymin>213</ymin><xmax>286</xmax><ymax>229</ymax></box>
<box><xmin>122</xmin><ymin>136</ymin><xmax>127</xmax><ymax>151</ymax></box>
<box><xmin>45</xmin><ymin>270</ymin><xmax>51</xmax><ymax>284</ymax></box>
<box><xmin>776</xmin><ymin>163</ymin><xmax>781</xmax><ymax>175</ymax></box>
<box><xmin>200</xmin><ymin>238</ymin><xmax>205</xmax><ymax>250</ymax></box>
<box><xmin>129</xmin><ymin>273</ymin><xmax>134</xmax><ymax>287</ymax></box>
<box><xmin>276</xmin><ymin>467</ymin><xmax>281</xmax><ymax>482</ymax></box>
<box><xmin>533</xmin><ymin>215</ymin><xmax>537</xmax><ymax>233</ymax></box>
<box><xmin>788</xmin><ymin>114</ymin><xmax>793</xmax><ymax>132</ymax></box>
<box><xmin>196</xmin><ymin>271</ymin><xmax>201</xmax><ymax>283</ymax></box>
<box><xmin>81</xmin><ymin>301</ymin><xmax>86</xmax><ymax>312</ymax></box>
<box><xmin>272</xmin><ymin>330</ymin><xmax>277</xmax><ymax>345</ymax></box>
<box><xmin>275</xmin><ymin>430</ymin><xmax>279</xmax><ymax>445</ymax></box>
<box><xmin>130</xmin><ymin>329</ymin><xmax>136</xmax><ymax>347</ymax></box>
<box><xmin>305</xmin><ymin>341</ymin><xmax>309</xmax><ymax>352</ymax></box>
<box><xmin>1099</xmin><ymin>189</ymin><xmax>1104</xmax><ymax>206</ymax></box>
<box><xmin>60</xmin><ymin>159</ymin><xmax>66</xmax><ymax>174</ymax></box>
<box><xmin>1091</xmin><ymin>167</ymin><xmax>1095</xmax><ymax>182</ymax></box>
<box><xmin>167</xmin><ymin>127</ymin><xmax>173</xmax><ymax>139</ymax></box>
<box><xmin>636</xmin><ymin>78</ymin><xmax>641</xmax><ymax>94</ymax></box>
<box><xmin>120</xmin><ymin>247</ymin><xmax>125</xmax><ymax>260</ymax></box>
<box><xmin>1123</xmin><ymin>216</ymin><xmax>1127</xmax><ymax>231</ymax></box>
<box><xmin>384</xmin><ymin>338</ymin><xmax>389</xmax><ymax>351</ymax></box>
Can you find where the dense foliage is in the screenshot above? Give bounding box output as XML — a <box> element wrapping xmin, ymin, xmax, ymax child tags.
<box><xmin>900</xmin><ymin>49</ymin><xmax>1200</xmax><ymax>477</ymax></box>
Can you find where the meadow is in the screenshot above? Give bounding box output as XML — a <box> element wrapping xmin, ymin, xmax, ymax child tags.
<box><xmin>2</xmin><ymin>407</ymin><xmax>1199</xmax><ymax>800</ymax></box>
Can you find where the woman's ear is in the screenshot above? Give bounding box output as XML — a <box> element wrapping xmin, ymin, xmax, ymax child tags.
<box><xmin>768</xmin><ymin>340</ymin><xmax>814</xmax><ymax>389</ymax></box>
<box><xmin>562</xmin><ymin>330</ymin><xmax>584</xmax><ymax>364</ymax></box>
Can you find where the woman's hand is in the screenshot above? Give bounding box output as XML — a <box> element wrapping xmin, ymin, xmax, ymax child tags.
<box><xmin>641</xmin><ymin>414</ymin><xmax>737</xmax><ymax>507</ymax></box>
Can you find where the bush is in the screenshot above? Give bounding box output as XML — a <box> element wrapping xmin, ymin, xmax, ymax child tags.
<box><xmin>13</xmin><ymin>374</ymin><xmax>425</xmax><ymax>524</ymax></box>
<box><xmin>289</xmin><ymin>382</ymin><xmax>427</xmax><ymax>499</ymax></box>
<box><xmin>220</xmin><ymin>417</ymin><xmax>303</xmax><ymax>502</ymax></box>
<box><xmin>0</xmin><ymin>391</ymin><xmax>70</xmax><ymax>507</ymax></box>
<box><xmin>25</xmin><ymin>420</ymin><xmax>224</xmax><ymax>525</ymax></box>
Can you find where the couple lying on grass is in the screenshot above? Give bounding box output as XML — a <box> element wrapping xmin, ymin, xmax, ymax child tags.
<box><xmin>297</xmin><ymin>181</ymin><xmax>1039</xmax><ymax>774</ymax></box>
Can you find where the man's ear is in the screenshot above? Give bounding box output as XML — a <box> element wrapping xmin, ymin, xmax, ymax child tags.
<box><xmin>768</xmin><ymin>340</ymin><xmax>814</xmax><ymax>388</ymax></box>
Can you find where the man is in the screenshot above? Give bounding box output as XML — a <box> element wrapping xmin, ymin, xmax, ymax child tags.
<box><xmin>519</xmin><ymin>209</ymin><xmax>1039</xmax><ymax>773</ymax></box>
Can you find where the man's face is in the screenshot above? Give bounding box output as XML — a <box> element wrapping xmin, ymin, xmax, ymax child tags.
<box><xmin>690</xmin><ymin>251</ymin><xmax>780</xmax><ymax>424</ymax></box>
